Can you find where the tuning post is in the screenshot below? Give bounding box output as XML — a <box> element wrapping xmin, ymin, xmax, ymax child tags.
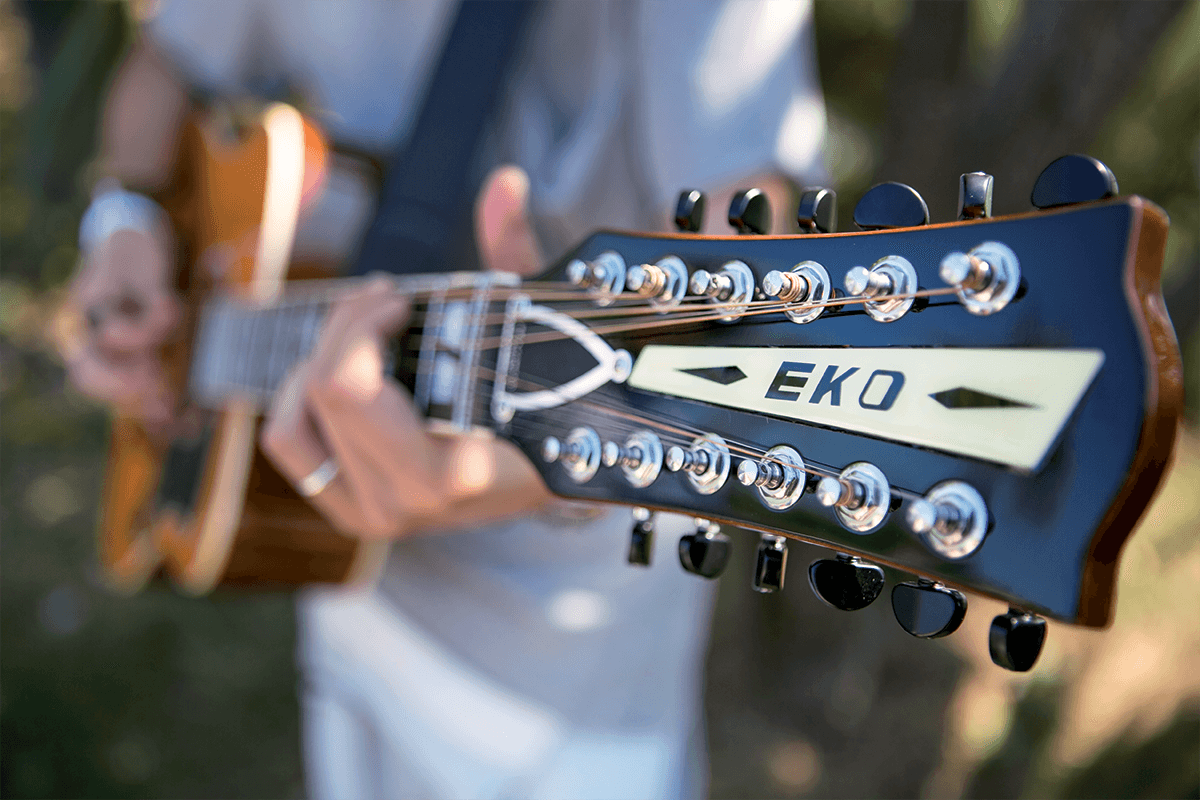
<box><xmin>762</xmin><ymin>270</ymin><xmax>808</xmax><ymax>301</ymax></box>
<box><xmin>940</xmin><ymin>241</ymin><xmax>1020</xmax><ymax>316</ymax></box>
<box><xmin>816</xmin><ymin>462</ymin><xmax>890</xmax><ymax>534</ymax></box>
<box><xmin>737</xmin><ymin>458</ymin><xmax>782</xmax><ymax>489</ymax></box>
<box><xmin>542</xmin><ymin>427</ymin><xmax>601</xmax><ymax>483</ymax></box>
<box><xmin>906</xmin><ymin>480</ymin><xmax>989</xmax><ymax>559</ymax></box>
<box><xmin>762</xmin><ymin>260</ymin><xmax>832</xmax><ymax>324</ymax></box>
<box><xmin>666</xmin><ymin>445</ymin><xmax>709</xmax><ymax>475</ymax></box>
<box><xmin>737</xmin><ymin>445</ymin><xmax>806</xmax><ymax>510</ymax></box>
<box><xmin>626</xmin><ymin>255</ymin><xmax>688</xmax><ymax>309</ymax></box>
<box><xmin>566</xmin><ymin>250</ymin><xmax>626</xmax><ymax>306</ymax></box>
<box><xmin>688</xmin><ymin>260</ymin><xmax>754</xmax><ymax>322</ymax></box>
<box><xmin>665</xmin><ymin>434</ymin><xmax>731</xmax><ymax>495</ymax></box>
<box><xmin>815</xmin><ymin>476</ymin><xmax>863</xmax><ymax>509</ymax></box>
<box><xmin>689</xmin><ymin>269</ymin><xmax>732</xmax><ymax>300</ymax></box>
<box><xmin>602</xmin><ymin>430</ymin><xmax>664</xmax><ymax>488</ymax></box>
<box><xmin>843</xmin><ymin>255</ymin><xmax>918</xmax><ymax>322</ymax></box>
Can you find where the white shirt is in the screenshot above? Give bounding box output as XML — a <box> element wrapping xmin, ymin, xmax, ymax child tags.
<box><xmin>147</xmin><ymin>2</ymin><xmax>825</xmax><ymax>797</ymax></box>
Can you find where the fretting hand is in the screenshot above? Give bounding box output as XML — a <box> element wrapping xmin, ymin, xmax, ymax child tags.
<box><xmin>259</xmin><ymin>166</ymin><xmax>551</xmax><ymax>539</ymax></box>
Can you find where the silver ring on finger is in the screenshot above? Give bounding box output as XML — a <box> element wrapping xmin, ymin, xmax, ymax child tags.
<box><xmin>297</xmin><ymin>458</ymin><xmax>339</xmax><ymax>497</ymax></box>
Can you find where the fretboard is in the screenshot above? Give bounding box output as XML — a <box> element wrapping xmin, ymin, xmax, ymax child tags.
<box><xmin>189</xmin><ymin>272</ymin><xmax>520</xmax><ymax>431</ymax></box>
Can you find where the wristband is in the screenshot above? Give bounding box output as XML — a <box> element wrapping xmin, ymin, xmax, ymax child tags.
<box><xmin>78</xmin><ymin>183</ymin><xmax>170</xmax><ymax>254</ymax></box>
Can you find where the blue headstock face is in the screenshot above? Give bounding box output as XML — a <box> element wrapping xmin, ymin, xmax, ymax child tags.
<box><xmin>499</xmin><ymin>195</ymin><xmax>1179</xmax><ymax>629</ymax></box>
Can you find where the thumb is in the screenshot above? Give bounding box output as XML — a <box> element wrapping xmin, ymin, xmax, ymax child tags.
<box><xmin>475</xmin><ymin>165</ymin><xmax>543</xmax><ymax>278</ymax></box>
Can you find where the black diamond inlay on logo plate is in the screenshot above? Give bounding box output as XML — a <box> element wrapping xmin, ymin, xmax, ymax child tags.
<box><xmin>930</xmin><ymin>387</ymin><xmax>1034</xmax><ymax>409</ymax></box>
<box><xmin>680</xmin><ymin>366</ymin><xmax>747</xmax><ymax>385</ymax></box>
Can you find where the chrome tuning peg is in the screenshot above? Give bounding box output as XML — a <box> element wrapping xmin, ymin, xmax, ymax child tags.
<box><xmin>958</xmin><ymin>172</ymin><xmax>994</xmax><ymax>220</ymax></box>
<box><xmin>688</xmin><ymin>261</ymin><xmax>754</xmax><ymax>322</ymax></box>
<box><xmin>665</xmin><ymin>434</ymin><xmax>731</xmax><ymax>495</ymax></box>
<box><xmin>566</xmin><ymin>251</ymin><xmax>626</xmax><ymax>306</ymax></box>
<box><xmin>678</xmin><ymin>519</ymin><xmax>731</xmax><ymax>579</ymax></box>
<box><xmin>736</xmin><ymin>445</ymin><xmax>805</xmax><ymax>510</ymax></box>
<box><xmin>808</xmin><ymin>554</ymin><xmax>885</xmax><ymax>611</ymax></box>
<box><xmin>939</xmin><ymin>241</ymin><xmax>1020</xmax><ymax>316</ymax></box>
<box><xmin>1031</xmin><ymin>154</ymin><xmax>1118</xmax><ymax>210</ymax></box>
<box><xmin>761</xmin><ymin>261</ymin><xmax>831</xmax><ymax>324</ymax></box>
<box><xmin>853</xmin><ymin>182</ymin><xmax>929</xmax><ymax>230</ymax></box>
<box><xmin>753</xmin><ymin>534</ymin><xmax>788</xmax><ymax>593</ymax></box>
<box><xmin>797</xmin><ymin>186</ymin><xmax>837</xmax><ymax>233</ymax></box>
<box><xmin>601</xmin><ymin>430</ymin><xmax>664</xmax><ymax>488</ymax></box>
<box><xmin>728</xmin><ymin>188</ymin><xmax>771</xmax><ymax>234</ymax></box>
<box><xmin>989</xmin><ymin>607</ymin><xmax>1047</xmax><ymax>671</ymax></box>
<box><xmin>814</xmin><ymin>462</ymin><xmax>891</xmax><ymax>534</ymax></box>
<box><xmin>628</xmin><ymin>507</ymin><xmax>655</xmax><ymax>566</ymax></box>
<box><xmin>843</xmin><ymin>255</ymin><xmax>918</xmax><ymax>322</ymax></box>
<box><xmin>905</xmin><ymin>480</ymin><xmax>989</xmax><ymax>560</ymax></box>
<box><xmin>891</xmin><ymin>580</ymin><xmax>967</xmax><ymax>639</ymax></box>
<box><xmin>626</xmin><ymin>256</ymin><xmax>688</xmax><ymax>308</ymax></box>
<box><xmin>675</xmin><ymin>189</ymin><xmax>706</xmax><ymax>232</ymax></box>
<box><xmin>541</xmin><ymin>427</ymin><xmax>600</xmax><ymax>483</ymax></box>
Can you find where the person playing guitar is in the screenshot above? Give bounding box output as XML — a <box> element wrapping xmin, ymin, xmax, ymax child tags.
<box><xmin>59</xmin><ymin>2</ymin><xmax>827</xmax><ymax>796</ymax></box>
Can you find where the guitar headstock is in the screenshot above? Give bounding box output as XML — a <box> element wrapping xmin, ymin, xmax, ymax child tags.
<box><xmin>490</xmin><ymin>156</ymin><xmax>1181</xmax><ymax>671</ymax></box>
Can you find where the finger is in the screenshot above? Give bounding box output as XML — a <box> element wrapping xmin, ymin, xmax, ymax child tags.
<box><xmin>303</xmin><ymin>308</ymin><xmax>442</xmax><ymax>504</ymax></box>
<box><xmin>313</xmin><ymin>278</ymin><xmax>410</xmax><ymax>360</ymax></box>
<box><xmin>475</xmin><ymin>164</ymin><xmax>543</xmax><ymax>278</ymax></box>
<box><xmin>260</xmin><ymin>366</ymin><xmax>369</xmax><ymax>533</ymax></box>
<box><xmin>307</xmin><ymin>374</ymin><xmax>444</xmax><ymax>516</ymax></box>
<box><xmin>263</xmin><ymin>366</ymin><xmax>410</xmax><ymax>538</ymax></box>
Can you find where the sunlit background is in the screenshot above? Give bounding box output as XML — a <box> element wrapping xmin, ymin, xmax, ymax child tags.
<box><xmin>2</xmin><ymin>1</ymin><xmax>1197</xmax><ymax>797</ymax></box>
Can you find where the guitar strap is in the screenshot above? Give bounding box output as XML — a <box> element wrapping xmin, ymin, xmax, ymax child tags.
<box><xmin>350</xmin><ymin>0</ymin><xmax>540</xmax><ymax>276</ymax></box>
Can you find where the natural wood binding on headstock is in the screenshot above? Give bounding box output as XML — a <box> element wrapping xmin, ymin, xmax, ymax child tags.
<box><xmin>1079</xmin><ymin>196</ymin><xmax>1180</xmax><ymax>626</ymax></box>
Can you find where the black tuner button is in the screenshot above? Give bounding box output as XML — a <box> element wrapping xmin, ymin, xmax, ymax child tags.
<box><xmin>675</xmin><ymin>189</ymin><xmax>706</xmax><ymax>232</ymax></box>
<box><xmin>958</xmin><ymin>172</ymin><xmax>994</xmax><ymax>220</ymax></box>
<box><xmin>989</xmin><ymin>608</ymin><xmax>1047</xmax><ymax>672</ymax></box>
<box><xmin>797</xmin><ymin>186</ymin><xmax>837</xmax><ymax>233</ymax></box>
<box><xmin>853</xmin><ymin>182</ymin><xmax>930</xmax><ymax>230</ymax></box>
<box><xmin>678</xmin><ymin>520</ymin><xmax>731</xmax><ymax>579</ymax></box>
<box><xmin>628</xmin><ymin>508</ymin><xmax>655</xmax><ymax>566</ymax></box>
<box><xmin>728</xmin><ymin>188</ymin><xmax>771</xmax><ymax>235</ymax></box>
<box><xmin>753</xmin><ymin>534</ymin><xmax>788</xmax><ymax>593</ymax></box>
<box><xmin>1031</xmin><ymin>154</ymin><xmax>1119</xmax><ymax>209</ymax></box>
<box><xmin>807</xmin><ymin>554</ymin><xmax>884</xmax><ymax>611</ymax></box>
<box><xmin>891</xmin><ymin>580</ymin><xmax>967</xmax><ymax>639</ymax></box>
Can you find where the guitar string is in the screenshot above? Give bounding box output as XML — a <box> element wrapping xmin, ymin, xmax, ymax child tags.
<box><xmin>467</xmin><ymin>287</ymin><xmax>961</xmax><ymax>351</ymax></box>
<box><xmin>394</xmin><ymin>326</ymin><xmax>919</xmax><ymax>495</ymax></box>
<box><xmin>497</xmin><ymin>392</ymin><xmax>922</xmax><ymax>503</ymax></box>
<box><xmin>243</xmin><ymin>276</ymin><xmax>960</xmax><ymax>338</ymax></box>
<box><xmin>464</xmin><ymin>361</ymin><xmax>923</xmax><ymax>501</ymax></box>
<box><xmin>407</xmin><ymin>286</ymin><xmax>961</xmax><ymax>335</ymax></box>
<box><xmin>208</xmin><ymin>285</ymin><xmax>943</xmax><ymax>504</ymax></box>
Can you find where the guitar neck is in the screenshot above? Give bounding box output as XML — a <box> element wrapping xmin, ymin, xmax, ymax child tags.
<box><xmin>188</xmin><ymin>271</ymin><xmax>522</xmax><ymax>432</ymax></box>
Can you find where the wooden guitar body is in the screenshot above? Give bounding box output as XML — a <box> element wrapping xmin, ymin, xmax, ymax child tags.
<box><xmin>100</xmin><ymin>105</ymin><xmax>387</xmax><ymax>594</ymax></box>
